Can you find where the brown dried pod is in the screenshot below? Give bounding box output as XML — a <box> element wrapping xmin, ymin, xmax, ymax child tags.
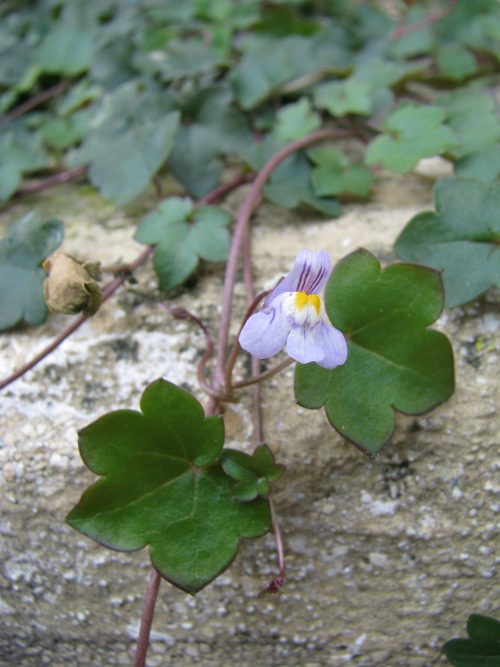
<box><xmin>43</xmin><ymin>252</ymin><xmax>102</xmax><ymax>316</ymax></box>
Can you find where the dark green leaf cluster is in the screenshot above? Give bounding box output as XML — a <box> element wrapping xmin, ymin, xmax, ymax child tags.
<box><xmin>443</xmin><ymin>613</ymin><xmax>500</xmax><ymax>667</ymax></box>
<box><xmin>0</xmin><ymin>212</ymin><xmax>63</xmax><ymax>330</ymax></box>
<box><xmin>1</xmin><ymin>0</ymin><xmax>498</xmax><ymax>210</ymax></box>
<box><xmin>67</xmin><ymin>379</ymin><xmax>274</xmax><ymax>594</ymax></box>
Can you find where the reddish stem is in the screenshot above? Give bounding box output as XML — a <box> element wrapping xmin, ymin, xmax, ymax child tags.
<box><xmin>0</xmin><ymin>80</ymin><xmax>69</xmax><ymax>123</ymax></box>
<box><xmin>134</xmin><ymin>568</ymin><xmax>162</xmax><ymax>667</ymax></box>
<box><xmin>258</xmin><ymin>498</ymin><xmax>285</xmax><ymax>597</ymax></box>
<box><xmin>17</xmin><ymin>167</ymin><xmax>88</xmax><ymax>196</ymax></box>
<box><xmin>0</xmin><ymin>172</ymin><xmax>251</xmax><ymax>392</ymax></box>
<box><xmin>213</xmin><ymin>129</ymin><xmax>350</xmax><ymax>390</ymax></box>
<box><xmin>390</xmin><ymin>0</ymin><xmax>458</xmax><ymax>41</ymax></box>
<box><xmin>0</xmin><ymin>245</ymin><xmax>154</xmax><ymax>391</ymax></box>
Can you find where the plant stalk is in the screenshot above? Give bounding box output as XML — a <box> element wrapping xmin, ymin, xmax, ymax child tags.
<box><xmin>134</xmin><ymin>567</ymin><xmax>162</xmax><ymax>667</ymax></box>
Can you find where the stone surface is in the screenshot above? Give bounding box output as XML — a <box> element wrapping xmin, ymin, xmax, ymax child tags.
<box><xmin>0</xmin><ymin>160</ymin><xmax>499</xmax><ymax>667</ymax></box>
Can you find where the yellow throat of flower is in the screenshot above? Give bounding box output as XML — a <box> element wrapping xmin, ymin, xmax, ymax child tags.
<box><xmin>295</xmin><ymin>291</ymin><xmax>321</xmax><ymax>315</ymax></box>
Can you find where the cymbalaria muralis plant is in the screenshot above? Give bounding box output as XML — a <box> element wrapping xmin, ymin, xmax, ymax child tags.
<box><xmin>0</xmin><ymin>1</ymin><xmax>499</xmax><ymax>665</ymax></box>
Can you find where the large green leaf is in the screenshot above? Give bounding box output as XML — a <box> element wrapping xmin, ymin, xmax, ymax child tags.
<box><xmin>365</xmin><ymin>104</ymin><xmax>458</xmax><ymax>173</ymax></box>
<box><xmin>443</xmin><ymin>614</ymin><xmax>500</xmax><ymax>667</ymax></box>
<box><xmin>0</xmin><ymin>130</ymin><xmax>47</xmax><ymax>202</ymax></box>
<box><xmin>134</xmin><ymin>197</ymin><xmax>231</xmax><ymax>292</ymax></box>
<box><xmin>67</xmin><ymin>380</ymin><xmax>271</xmax><ymax>595</ymax></box>
<box><xmin>70</xmin><ymin>82</ymin><xmax>180</xmax><ymax>205</ymax></box>
<box><xmin>0</xmin><ymin>212</ymin><xmax>63</xmax><ymax>330</ymax></box>
<box><xmin>394</xmin><ymin>178</ymin><xmax>500</xmax><ymax>307</ymax></box>
<box><xmin>294</xmin><ymin>250</ymin><xmax>454</xmax><ymax>456</ymax></box>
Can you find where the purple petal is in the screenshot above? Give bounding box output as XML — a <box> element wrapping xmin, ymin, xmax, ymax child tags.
<box><xmin>309</xmin><ymin>322</ymin><xmax>348</xmax><ymax>369</ymax></box>
<box><xmin>239</xmin><ymin>301</ymin><xmax>290</xmax><ymax>359</ymax></box>
<box><xmin>269</xmin><ymin>250</ymin><xmax>332</xmax><ymax>301</ymax></box>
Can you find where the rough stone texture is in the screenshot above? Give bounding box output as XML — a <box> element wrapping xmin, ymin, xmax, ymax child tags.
<box><xmin>0</xmin><ymin>160</ymin><xmax>498</xmax><ymax>667</ymax></box>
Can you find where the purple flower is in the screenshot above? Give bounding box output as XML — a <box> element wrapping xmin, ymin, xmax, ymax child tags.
<box><xmin>239</xmin><ymin>250</ymin><xmax>348</xmax><ymax>369</ymax></box>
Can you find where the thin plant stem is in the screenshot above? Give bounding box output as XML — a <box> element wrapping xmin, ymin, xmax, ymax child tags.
<box><xmin>213</xmin><ymin>129</ymin><xmax>350</xmax><ymax>390</ymax></box>
<box><xmin>223</xmin><ymin>290</ymin><xmax>269</xmax><ymax>395</ymax></box>
<box><xmin>390</xmin><ymin>0</ymin><xmax>458</xmax><ymax>41</ymax></box>
<box><xmin>232</xmin><ymin>358</ymin><xmax>294</xmax><ymax>390</ymax></box>
<box><xmin>134</xmin><ymin>567</ymin><xmax>162</xmax><ymax>667</ymax></box>
<box><xmin>0</xmin><ymin>172</ymin><xmax>249</xmax><ymax>392</ymax></box>
<box><xmin>0</xmin><ymin>245</ymin><xmax>154</xmax><ymax>391</ymax></box>
<box><xmin>17</xmin><ymin>167</ymin><xmax>88</xmax><ymax>196</ymax></box>
<box><xmin>0</xmin><ymin>80</ymin><xmax>69</xmax><ymax>123</ymax></box>
<box><xmin>167</xmin><ymin>306</ymin><xmax>234</xmax><ymax>403</ymax></box>
<box><xmin>258</xmin><ymin>497</ymin><xmax>285</xmax><ymax>597</ymax></box>
<box><xmin>242</xmin><ymin>222</ymin><xmax>264</xmax><ymax>445</ymax></box>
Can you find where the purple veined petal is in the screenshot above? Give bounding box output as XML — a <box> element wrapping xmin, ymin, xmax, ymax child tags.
<box><xmin>286</xmin><ymin>325</ymin><xmax>326</xmax><ymax>366</ymax></box>
<box><xmin>309</xmin><ymin>321</ymin><xmax>348</xmax><ymax>369</ymax></box>
<box><xmin>269</xmin><ymin>250</ymin><xmax>332</xmax><ymax>301</ymax></box>
<box><xmin>239</xmin><ymin>298</ymin><xmax>291</xmax><ymax>359</ymax></box>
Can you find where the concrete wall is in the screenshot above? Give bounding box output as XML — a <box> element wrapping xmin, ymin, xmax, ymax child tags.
<box><xmin>1</xmin><ymin>162</ymin><xmax>498</xmax><ymax>666</ymax></box>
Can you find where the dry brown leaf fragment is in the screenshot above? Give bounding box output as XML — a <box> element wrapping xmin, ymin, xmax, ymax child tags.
<box><xmin>43</xmin><ymin>252</ymin><xmax>102</xmax><ymax>316</ymax></box>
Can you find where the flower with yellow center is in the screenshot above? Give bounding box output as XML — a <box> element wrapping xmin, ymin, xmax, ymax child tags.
<box><xmin>239</xmin><ymin>250</ymin><xmax>347</xmax><ymax>369</ymax></box>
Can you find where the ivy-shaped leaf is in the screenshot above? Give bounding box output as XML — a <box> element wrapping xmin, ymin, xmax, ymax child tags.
<box><xmin>365</xmin><ymin>104</ymin><xmax>458</xmax><ymax>173</ymax></box>
<box><xmin>220</xmin><ymin>445</ymin><xmax>284</xmax><ymax>501</ymax></box>
<box><xmin>436</xmin><ymin>43</ymin><xmax>478</xmax><ymax>81</ymax></box>
<box><xmin>38</xmin><ymin>109</ymin><xmax>92</xmax><ymax>150</ymax></box>
<box><xmin>314</xmin><ymin>78</ymin><xmax>372</xmax><ymax>117</ymax></box>
<box><xmin>443</xmin><ymin>613</ymin><xmax>500</xmax><ymax>667</ymax></box>
<box><xmin>0</xmin><ymin>212</ymin><xmax>63</xmax><ymax>330</ymax></box>
<box><xmin>168</xmin><ymin>85</ymin><xmax>252</xmax><ymax>198</ymax></box>
<box><xmin>394</xmin><ymin>178</ymin><xmax>500</xmax><ymax>307</ymax></box>
<box><xmin>455</xmin><ymin>145</ymin><xmax>500</xmax><ymax>183</ymax></box>
<box><xmin>0</xmin><ymin>130</ymin><xmax>47</xmax><ymax>202</ymax></box>
<box><xmin>70</xmin><ymin>82</ymin><xmax>180</xmax><ymax>205</ymax></box>
<box><xmin>35</xmin><ymin>26</ymin><xmax>95</xmax><ymax>76</ymax></box>
<box><xmin>295</xmin><ymin>249</ymin><xmax>454</xmax><ymax>456</ymax></box>
<box><xmin>134</xmin><ymin>197</ymin><xmax>231</xmax><ymax>292</ymax></box>
<box><xmin>263</xmin><ymin>152</ymin><xmax>342</xmax><ymax>217</ymax></box>
<box><xmin>309</xmin><ymin>146</ymin><xmax>373</xmax><ymax>198</ymax></box>
<box><xmin>151</xmin><ymin>39</ymin><xmax>224</xmax><ymax>81</ymax></box>
<box><xmin>272</xmin><ymin>98</ymin><xmax>321</xmax><ymax>142</ymax></box>
<box><xmin>437</xmin><ymin>88</ymin><xmax>500</xmax><ymax>161</ymax></box>
<box><xmin>67</xmin><ymin>380</ymin><xmax>271</xmax><ymax>595</ymax></box>
<box><xmin>232</xmin><ymin>32</ymin><xmax>351</xmax><ymax>110</ymax></box>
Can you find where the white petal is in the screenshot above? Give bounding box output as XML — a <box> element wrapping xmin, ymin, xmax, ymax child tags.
<box><xmin>309</xmin><ymin>322</ymin><xmax>348</xmax><ymax>369</ymax></box>
<box><xmin>286</xmin><ymin>326</ymin><xmax>325</xmax><ymax>365</ymax></box>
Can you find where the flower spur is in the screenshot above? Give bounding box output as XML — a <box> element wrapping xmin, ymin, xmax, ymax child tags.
<box><xmin>239</xmin><ymin>250</ymin><xmax>347</xmax><ymax>369</ymax></box>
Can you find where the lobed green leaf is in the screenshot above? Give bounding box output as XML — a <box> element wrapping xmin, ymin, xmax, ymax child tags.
<box><xmin>394</xmin><ymin>178</ymin><xmax>500</xmax><ymax>307</ymax></box>
<box><xmin>134</xmin><ymin>197</ymin><xmax>231</xmax><ymax>292</ymax></box>
<box><xmin>295</xmin><ymin>250</ymin><xmax>454</xmax><ymax>456</ymax></box>
<box><xmin>0</xmin><ymin>212</ymin><xmax>63</xmax><ymax>330</ymax></box>
<box><xmin>365</xmin><ymin>104</ymin><xmax>458</xmax><ymax>173</ymax></box>
<box><xmin>67</xmin><ymin>380</ymin><xmax>271</xmax><ymax>594</ymax></box>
